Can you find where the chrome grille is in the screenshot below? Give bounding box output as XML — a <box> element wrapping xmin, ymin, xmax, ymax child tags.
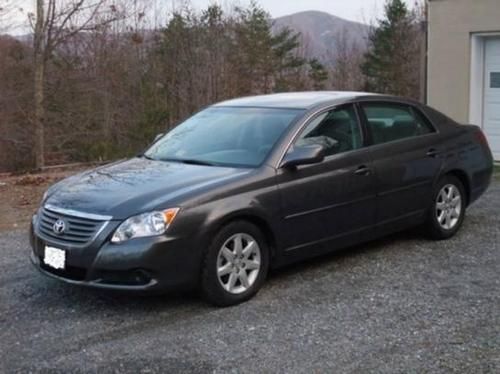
<box><xmin>38</xmin><ymin>207</ymin><xmax>106</xmax><ymax>246</ymax></box>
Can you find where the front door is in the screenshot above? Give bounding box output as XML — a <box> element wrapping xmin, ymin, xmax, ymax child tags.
<box><xmin>483</xmin><ymin>37</ymin><xmax>500</xmax><ymax>160</ymax></box>
<box><xmin>277</xmin><ymin>104</ymin><xmax>377</xmax><ymax>254</ymax></box>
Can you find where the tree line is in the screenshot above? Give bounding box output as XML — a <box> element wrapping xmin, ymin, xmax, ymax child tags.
<box><xmin>0</xmin><ymin>0</ymin><xmax>424</xmax><ymax>172</ymax></box>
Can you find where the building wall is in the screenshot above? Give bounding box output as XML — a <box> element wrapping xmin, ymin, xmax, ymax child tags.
<box><xmin>427</xmin><ymin>0</ymin><xmax>500</xmax><ymax>123</ymax></box>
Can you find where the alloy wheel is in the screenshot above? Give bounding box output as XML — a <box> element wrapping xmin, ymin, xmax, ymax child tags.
<box><xmin>216</xmin><ymin>233</ymin><xmax>261</xmax><ymax>294</ymax></box>
<box><xmin>435</xmin><ymin>184</ymin><xmax>462</xmax><ymax>230</ymax></box>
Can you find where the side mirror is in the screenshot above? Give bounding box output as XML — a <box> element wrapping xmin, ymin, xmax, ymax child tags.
<box><xmin>280</xmin><ymin>144</ymin><xmax>325</xmax><ymax>169</ymax></box>
<box><xmin>154</xmin><ymin>133</ymin><xmax>164</xmax><ymax>142</ymax></box>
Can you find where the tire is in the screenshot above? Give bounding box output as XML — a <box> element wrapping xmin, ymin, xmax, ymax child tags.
<box><xmin>426</xmin><ymin>175</ymin><xmax>466</xmax><ymax>240</ymax></box>
<box><xmin>200</xmin><ymin>221</ymin><xmax>269</xmax><ymax>307</ymax></box>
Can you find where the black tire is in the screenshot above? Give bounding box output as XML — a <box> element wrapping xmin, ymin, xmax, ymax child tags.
<box><xmin>426</xmin><ymin>175</ymin><xmax>466</xmax><ymax>240</ymax></box>
<box><xmin>200</xmin><ymin>221</ymin><xmax>269</xmax><ymax>307</ymax></box>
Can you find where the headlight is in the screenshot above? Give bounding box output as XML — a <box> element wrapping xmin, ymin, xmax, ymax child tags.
<box><xmin>111</xmin><ymin>208</ymin><xmax>179</xmax><ymax>243</ymax></box>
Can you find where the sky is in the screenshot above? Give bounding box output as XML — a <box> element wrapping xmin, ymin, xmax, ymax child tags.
<box><xmin>179</xmin><ymin>0</ymin><xmax>388</xmax><ymax>23</ymax></box>
<box><xmin>3</xmin><ymin>0</ymin><xmax>416</xmax><ymax>34</ymax></box>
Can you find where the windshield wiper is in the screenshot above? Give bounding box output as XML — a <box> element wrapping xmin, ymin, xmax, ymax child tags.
<box><xmin>145</xmin><ymin>157</ymin><xmax>217</xmax><ymax>166</ymax></box>
<box><xmin>139</xmin><ymin>154</ymin><xmax>156</xmax><ymax>161</ymax></box>
<box><xmin>175</xmin><ymin>158</ymin><xmax>217</xmax><ymax>166</ymax></box>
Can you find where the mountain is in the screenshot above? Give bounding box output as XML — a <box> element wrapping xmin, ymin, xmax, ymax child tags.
<box><xmin>274</xmin><ymin>11</ymin><xmax>370</xmax><ymax>65</ymax></box>
<box><xmin>9</xmin><ymin>11</ymin><xmax>370</xmax><ymax>66</ymax></box>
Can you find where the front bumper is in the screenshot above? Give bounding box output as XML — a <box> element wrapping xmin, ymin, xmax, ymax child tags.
<box><xmin>29</xmin><ymin>219</ymin><xmax>201</xmax><ymax>292</ymax></box>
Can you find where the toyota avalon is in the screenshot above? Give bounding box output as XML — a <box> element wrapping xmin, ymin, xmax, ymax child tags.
<box><xmin>30</xmin><ymin>92</ymin><xmax>493</xmax><ymax>306</ymax></box>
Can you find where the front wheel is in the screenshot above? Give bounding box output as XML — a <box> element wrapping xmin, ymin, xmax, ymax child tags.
<box><xmin>201</xmin><ymin>221</ymin><xmax>269</xmax><ymax>306</ymax></box>
<box><xmin>426</xmin><ymin>175</ymin><xmax>466</xmax><ymax>240</ymax></box>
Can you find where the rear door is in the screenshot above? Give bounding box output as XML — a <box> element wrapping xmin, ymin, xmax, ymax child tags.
<box><xmin>276</xmin><ymin>103</ymin><xmax>377</xmax><ymax>253</ymax></box>
<box><xmin>358</xmin><ymin>101</ymin><xmax>443</xmax><ymax>231</ymax></box>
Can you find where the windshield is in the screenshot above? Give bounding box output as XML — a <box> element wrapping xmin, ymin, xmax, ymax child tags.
<box><xmin>144</xmin><ymin>106</ymin><xmax>303</xmax><ymax>167</ymax></box>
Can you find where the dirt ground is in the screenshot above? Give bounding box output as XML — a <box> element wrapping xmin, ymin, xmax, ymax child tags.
<box><xmin>0</xmin><ymin>166</ymin><xmax>92</xmax><ymax>232</ymax></box>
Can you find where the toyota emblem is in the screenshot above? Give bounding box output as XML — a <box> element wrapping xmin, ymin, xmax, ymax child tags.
<box><xmin>53</xmin><ymin>219</ymin><xmax>66</xmax><ymax>235</ymax></box>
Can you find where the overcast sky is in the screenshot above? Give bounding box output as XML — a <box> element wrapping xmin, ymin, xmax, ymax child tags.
<box><xmin>187</xmin><ymin>0</ymin><xmax>387</xmax><ymax>22</ymax></box>
<box><xmin>4</xmin><ymin>0</ymin><xmax>416</xmax><ymax>34</ymax></box>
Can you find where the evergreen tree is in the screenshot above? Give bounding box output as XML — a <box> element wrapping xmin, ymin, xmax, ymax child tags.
<box><xmin>272</xmin><ymin>27</ymin><xmax>306</xmax><ymax>91</ymax></box>
<box><xmin>308</xmin><ymin>58</ymin><xmax>329</xmax><ymax>90</ymax></box>
<box><xmin>361</xmin><ymin>0</ymin><xmax>422</xmax><ymax>98</ymax></box>
<box><xmin>233</xmin><ymin>2</ymin><xmax>275</xmax><ymax>93</ymax></box>
<box><xmin>200</xmin><ymin>5</ymin><xmax>230</xmax><ymax>101</ymax></box>
<box><xmin>233</xmin><ymin>1</ymin><xmax>307</xmax><ymax>93</ymax></box>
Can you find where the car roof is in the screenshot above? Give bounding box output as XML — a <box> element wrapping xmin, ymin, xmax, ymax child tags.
<box><xmin>213</xmin><ymin>91</ymin><xmax>380</xmax><ymax>109</ymax></box>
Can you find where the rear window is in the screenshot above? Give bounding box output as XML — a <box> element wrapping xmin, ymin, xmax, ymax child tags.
<box><xmin>361</xmin><ymin>103</ymin><xmax>435</xmax><ymax>145</ymax></box>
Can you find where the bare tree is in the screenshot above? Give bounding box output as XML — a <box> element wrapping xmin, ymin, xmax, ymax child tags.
<box><xmin>2</xmin><ymin>1</ymin><xmax>348</xmax><ymax>172</ymax></box>
<box><xmin>0</xmin><ymin>35</ymin><xmax>33</xmax><ymax>171</ymax></box>
<box><xmin>31</xmin><ymin>0</ymin><xmax>121</xmax><ymax>169</ymax></box>
<box><xmin>330</xmin><ymin>28</ymin><xmax>366</xmax><ymax>91</ymax></box>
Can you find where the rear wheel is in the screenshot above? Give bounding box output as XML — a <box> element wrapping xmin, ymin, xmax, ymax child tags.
<box><xmin>201</xmin><ymin>221</ymin><xmax>269</xmax><ymax>306</ymax></box>
<box><xmin>426</xmin><ymin>175</ymin><xmax>466</xmax><ymax>240</ymax></box>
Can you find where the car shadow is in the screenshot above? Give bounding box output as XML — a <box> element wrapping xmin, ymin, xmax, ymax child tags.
<box><xmin>267</xmin><ymin>227</ymin><xmax>425</xmax><ymax>282</ymax></box>
<box><xmin>28</xmin><ymin>227</ymin><xmax>427</xmax><ymax>315</ymax></box>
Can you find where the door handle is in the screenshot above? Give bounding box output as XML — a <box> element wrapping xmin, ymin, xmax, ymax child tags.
<box><xmin>427</xmin><ymin>148</ymin><xmax>441</xmax><ymax>158</ymax></box>
<box><xmin>354</xmin><ymin>165</ymin><xmax>371</xmax><ymax>176</ymax></box>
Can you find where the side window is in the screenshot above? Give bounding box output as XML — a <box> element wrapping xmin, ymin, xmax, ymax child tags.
<box><xmin>295</xmin><ymin>105</ymin><xmax>362</xmax><ymax>156</ymax></box>
<box><xmin>361</xmin><ymin>103</ymin><xmax>435</xmax><ymax>145</ymax></box>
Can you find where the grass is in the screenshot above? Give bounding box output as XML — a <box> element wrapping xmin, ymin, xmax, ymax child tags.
<box><xmin>494</xmin><ymin>163</ymin><xmax>500</xmax><ymax>179</ymax></box>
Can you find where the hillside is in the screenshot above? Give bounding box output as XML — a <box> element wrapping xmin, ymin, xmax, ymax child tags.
<box><xmin>274</xmin><ymin>11</ymin><xmax>370</xmax><ymax>64</ymax></box>
<box><xmin>10</xmin><ymin>10</ymin><xmax>369</xmax><ymax>65</ymax></box>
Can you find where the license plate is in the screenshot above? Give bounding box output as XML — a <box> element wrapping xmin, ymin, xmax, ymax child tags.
<box><xmin>43</xmin><ymin>246</ymin><xmax>66</xmax><ymax>270</ymax></box>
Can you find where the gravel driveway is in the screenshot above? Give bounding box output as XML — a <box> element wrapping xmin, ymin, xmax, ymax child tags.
<box><xmin>1</xmin><ymin>182</ymin><xmax>499</xmax><ymax>373</ymax></box>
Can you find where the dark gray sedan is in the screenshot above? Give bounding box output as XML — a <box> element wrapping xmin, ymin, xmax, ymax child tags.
<box><xmin>30</xmin><ymin>92</ymin><xmax>494</xmax><ymax>306</ymax></box>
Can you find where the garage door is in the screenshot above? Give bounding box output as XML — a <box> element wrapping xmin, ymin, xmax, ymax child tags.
<box><xmin>484</xmin><ymin>38</ymin><xmax>500</xmax><ymax>159</ymax></box>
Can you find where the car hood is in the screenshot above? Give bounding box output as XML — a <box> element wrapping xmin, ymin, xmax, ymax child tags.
<box><xmin>44</xmin><ymin>158</ymin><xmax>252</xmax><ymax>219</ymax></box>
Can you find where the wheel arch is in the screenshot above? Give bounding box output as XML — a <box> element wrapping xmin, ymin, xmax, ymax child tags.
<box><xmin>443</xmin><ymin>169</ymin><xmax>471</xmax><ymax>206</ymax></box>
<box><xmin>207</xmin><ymin>211</ymin><xmax>278</xmax><ymax>262</ymax></box>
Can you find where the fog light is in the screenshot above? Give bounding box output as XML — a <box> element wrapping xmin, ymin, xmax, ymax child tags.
<box><xmin>132</xmin><ymin>270</ymin><xmax>150</xmax><ymax>285</ymax></box>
